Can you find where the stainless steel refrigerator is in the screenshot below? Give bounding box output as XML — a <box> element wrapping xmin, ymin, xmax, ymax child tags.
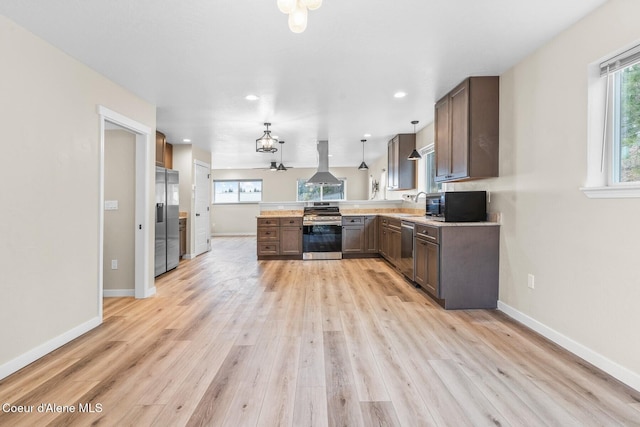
<box><xmin>155</xmin><ymin>167</ymin><xmax>180</xmax><ymax>277</ymax></box>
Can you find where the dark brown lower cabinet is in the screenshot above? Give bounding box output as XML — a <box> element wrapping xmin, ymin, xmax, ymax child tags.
<box><xmin>414</xmin><ymin>223</ymin><xmax>499</xmax><ymax>309</ymax></box>
<box><xmin>179</xmin><ymin>218</ymin><xmax>186</xmax><ymax>258</ymax></box>
<box><xmin>280</xmin><ymin>225</ymin><xmax>303</xmax><ymax>255</ymax></box>
<box><xmin>414</xmin><ymin>237</ymin><xmax>439</xmax><ymax>296</ymax></box>
<box><xmin>257</xmin><ymin>217</ymin><xmax>302</xmax><ymax>259</ymax></box>
<box><xmin>378</xmin><ymin>217</ymin><xmax>401</xmax><ymax>268</ymax></box>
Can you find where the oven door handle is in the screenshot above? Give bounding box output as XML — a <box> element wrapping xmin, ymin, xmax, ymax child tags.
<box><xmin>303</xmin><ymin>221</ymin><xmax>342</xmax><ymax>226</ymax></box>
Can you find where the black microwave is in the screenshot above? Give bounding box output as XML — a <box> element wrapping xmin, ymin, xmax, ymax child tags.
<box><xmin>425</xmin><ymin>191</ymin><xmax>487</xmax><ymax>222</ymax></box>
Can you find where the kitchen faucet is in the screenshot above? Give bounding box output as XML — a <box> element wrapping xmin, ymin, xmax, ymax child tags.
<box><xmin>413</xmin><ymin>191</ymin><xmax>429</xmax><ymax>203</ymax></box>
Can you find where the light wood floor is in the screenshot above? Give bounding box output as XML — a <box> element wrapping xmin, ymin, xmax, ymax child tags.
<box><xmin>1</xmin><ymin>236</ymin><xmax>639</xmax><ymax>426</ymax></box>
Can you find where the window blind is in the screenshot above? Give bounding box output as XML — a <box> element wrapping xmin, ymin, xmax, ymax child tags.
<box><xmin>600</xmin><ymin>44</ymin><xmax>640</xmax><ymax>76</ymax></box>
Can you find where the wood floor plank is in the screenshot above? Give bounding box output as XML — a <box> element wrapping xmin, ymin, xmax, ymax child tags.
<box><xmin>1</xmin><ymin>236</ymin><xmax>638</xmax><ymax>427</ymax></box>
<box><xmin>221</xmin><ymin>320</ymin><xmax>281</xmax><ymax>427</ymax></box>
<box><xmin>256</xmin><ymin>336</ymin><xmax>301</xmax><ymax>427</ymax></box>
<box><xmin>360</xmin><ymin>401</ymin><xmax>402</xmax><ymax>427</ymax></box>
<box><xmin>324</xmin><ymin>331</ymin><xmax>365</xmax><ymax>427</ymax></box>
<box><xmin>185</xmin><ymin>345</ymin><xmax>252</xmax><ymax>427</ymax></box>
<box><xmin>429</xmin><ymin>359</ymin><xmax>510</xmax><ymax>427</ymax></box>
<box><xmin>293</xmin><ymin>386</ymin><xmax>329</xmax><ymax>427</ymax></box>
<box><xmin>297</xmin><ymin>277</ymin><xmax>327</xmax><ymax>388</ymax></box>
<box><xmin>339</xmin><ymin>310</ymin><xmax>390</xmax><ymax>401</ymax></box>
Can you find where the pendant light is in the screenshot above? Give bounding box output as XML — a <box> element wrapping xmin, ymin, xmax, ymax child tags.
<box><xmin>407</xmin><ymin>120</ymin><xmax>422</xmax><ymax>160</ymax></box>
<box><xmin>288</xmin><ymin>1</ymin><xmax>308</xmax><ymax>33</ymax></box>
<box><xmin>277</xmin><ymin>140</ymin><xmax>287</xmax><ymax>171</ymax></box>
<box><xmin>256</xmin><ymin>122</ymin><xmax>278</xmax><ymax>153</ymax></box>
<box><xmin>277</xmin><ymin>0</ymin><xmax>321</xmax><ymax>34</ymax></box>
<box><xmin>269</xmin><ymin>161</ymin><xmax>278</xmax><ymax>171</ymax></box>
<box><xmin>277</xmin><ymin>0</ymin><xmax>296</xmax><ymax>14</ymax></box>
<box><xmin>358</xmin><ymin>139</ymin><xmax>369</xmax><ymax>170</ymax></box>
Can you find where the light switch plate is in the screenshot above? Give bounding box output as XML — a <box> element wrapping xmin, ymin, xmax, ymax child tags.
<box><xmin>105</xmin><ymin>200</ymin><xmax>118</xmax><ymax>210</ymax></box>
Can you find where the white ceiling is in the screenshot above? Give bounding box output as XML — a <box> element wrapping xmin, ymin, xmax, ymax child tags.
<box><xmin>1</xmin><ymin>0</ymin><xmax>606</xmax><ymax>170</ymax></box>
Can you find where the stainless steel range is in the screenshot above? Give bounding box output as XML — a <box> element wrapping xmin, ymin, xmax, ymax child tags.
<box><xmin>302</xmin><ymin>202</ymin><xmax>342</xmax><ymax>260</ymax></box>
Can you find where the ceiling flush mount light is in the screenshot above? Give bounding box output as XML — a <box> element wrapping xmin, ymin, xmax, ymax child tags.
<box><xmin>182</xmin><ymin>138</ymin><xmax>191</xmax><ymax>143</ymax></box>
<box><xmin>245</xmin><ymin>94</ymin><xmax>259</xmax><ymax>101</ymax></box>
<box><xmin>394</xmin><ymin>91</ymin><xmax>407</xmax><ymax>98</ymax></box>
<box><xmin>358</xmin><ymin>139</ymin><xmax>369</xmax><ymax>171</ymax></box>
<box><xmin>277</xmin><ymin>140</ymin><xmax>287</xmax><ymax>171</ymax></box>
<box><xmin>408</xmin><ymin>120</ymin><xmax>422</xmax><ymax>160</ymax></box>
<box><xmin>256</xmin><ymin>122</ymin><xmax>278</xmax><ymax>153</ymax></box>
<box><xmin>363</xmin><ymin>133</ymin><xmax>372</xmax><ymax>138</ymax></box>
<box><xmin>277</xmin><ymin>0</ymin><xmax>322</xmax><ymax>34</ymax></box>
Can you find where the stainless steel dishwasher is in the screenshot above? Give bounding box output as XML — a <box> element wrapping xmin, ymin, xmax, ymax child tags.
<box><xmin>400</xmin><ymin>221</ymin><xmax>415</xmax><ymax>282</ymax></box>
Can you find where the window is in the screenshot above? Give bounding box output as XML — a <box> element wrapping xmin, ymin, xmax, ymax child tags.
<box><xmin>583</xmin><ymin>44</ymin><xmax>640</xmax><ymax>198</ymax></box>
<box><xmin>423</xmin><ymin>145</ymin><xmax>442</xmax><ymax>194</ymax></box>
<box><xmin>613</xmin><ymin>63</ymin><xmax>640</xmax><ymax>183</ymax></box>
<box><xmin>296</xmin><ymin>178</ymin><xmax>346</xmax><ymax>201</ymax></box>
<box><xmin>213</xmin><ymin>179</ymin><xmax>262</xmax><ymax>204</ymax></box>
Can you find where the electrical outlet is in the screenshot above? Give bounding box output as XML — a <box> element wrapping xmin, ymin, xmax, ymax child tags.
<box><xmin>111</xmin><ymin>259</ymin><xmax>118</xmax><ymax>270</ymax></box>
<box><xmin>527</xmin><ymin>274</ymin><xmax>535</xmax><ymax>289</ymax></box>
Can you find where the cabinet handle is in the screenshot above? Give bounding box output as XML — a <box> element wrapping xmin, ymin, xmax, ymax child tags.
<box><xmin>265</xmin><ymin>232</ymin><xmax>271</xmax><ymax>235</ymax></box>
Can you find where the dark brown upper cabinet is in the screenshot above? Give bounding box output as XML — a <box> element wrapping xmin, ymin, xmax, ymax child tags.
<box><xmin>434</xmin><ymin>76</ymin><xmax>499</xmax><ymax>183</ymax></box>
<box><xmin>387</xmin><ymin>134</ymin><xmax>417</xmax><ymax>190</ymax></box>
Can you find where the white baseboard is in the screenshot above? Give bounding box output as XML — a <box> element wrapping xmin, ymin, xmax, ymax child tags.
<box><xmin>498</xmin><ymin>301</ymin><xmax>640</xmax><ymax>392</ymax></box>
<box><xmin>103</xmin><ymin>289</ymin><xmax>135</xmax><ymax>297</ymax></box>
<box><xmin>0</xmin><ymin>316</ymin><xmax>102</xmax><ymax>381</ymax></box>
<box><xmin>143</xmin><ymin>286</ymin><xmax>156</xmax><ymax>298</ymax></box>
<box><xmin>182</xmin><ymin>253</ymin><xmax>196</xmax><ymax>260</ymax></box>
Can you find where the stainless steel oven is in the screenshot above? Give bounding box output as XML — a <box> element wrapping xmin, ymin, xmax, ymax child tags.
<box><xmin>302</xmin><ymin>203</ymin><xmax>342</xmax><ymax>260</ymax></box>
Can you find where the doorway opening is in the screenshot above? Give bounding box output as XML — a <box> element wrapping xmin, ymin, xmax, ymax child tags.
<box><xmin>98</xmin><ymin>106</ymin><xmax>152</xmax><ymax>320</ymax></box>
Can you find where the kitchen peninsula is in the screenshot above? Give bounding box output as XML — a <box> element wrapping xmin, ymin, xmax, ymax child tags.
<box><xmin>256</xmin><ymin>201</ymin><xmax>499</xmax><ymax>309</ymax></box>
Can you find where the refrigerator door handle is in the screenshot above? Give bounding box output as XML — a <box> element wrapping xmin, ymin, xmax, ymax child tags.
<box><xmin>156</xmin><ymin>203</ymin><xmax>165</xmax><ymax>223</ymax></box>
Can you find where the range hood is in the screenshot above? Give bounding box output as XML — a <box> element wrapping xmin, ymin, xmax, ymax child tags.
<box><xmin>307</xmin><ymin>140</ymin><xmax>341</xmax><ymax>186</ymax></box>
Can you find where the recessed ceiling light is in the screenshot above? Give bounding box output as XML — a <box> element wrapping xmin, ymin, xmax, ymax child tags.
<box><xmin>328</xmin><ymin>154</ymin><xmax>333</xmax><ymax>157</ymax></box>
<box><xmin>245</xmin><ymin>94</ymin><xmax>259</xmax><ymax>101</ymax></box>
<box><xmin>183</xmin><ymin>138</ymin><xmax>191</xmax><ymax>143</ymax></box>
<box><xmin>394</xmin><ymin>91</ymin><xmax>407</xmax><ymax>98</ymax></box>
<box><xmin>363</xmin><ymin>133</ymin><xmax>372</xmax><ymax>138</ymax></box>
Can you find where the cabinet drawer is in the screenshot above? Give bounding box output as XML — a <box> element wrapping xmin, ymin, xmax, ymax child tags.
<box><xmin>258</xmin><ymin>218</ymin><xmax>280</xmax><ymax>226</ymax></box>
<box><xmin>342</xmin><ymin>216</ymin><xmax>364</xmax><ymax>225</ymax></box>
<box><xmin>280</xmin><ymin>217</ymin><xmax>302</xmax><ymax>227</ymax></box>
<box><xmin>415</xmin><ymin>225</ymin><xmax>439</xmax><ymax>243</ymax></box>
<box><xmin>258</xmin><ymin>227</ymin><xmax>279</xmax><ymax>241</ymax></box>
<box><xmin>387</xmin><ymin>218</ymin><xmax>401</xmax><ymax>230</ymax></box>
<box><xmin>258</xmin><ymin>242</ymin><xmax>280</xmax><ymax>256</ymax></box>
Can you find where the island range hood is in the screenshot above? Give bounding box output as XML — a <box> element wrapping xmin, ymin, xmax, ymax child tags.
<box><xmin>307</xmin><ymin>140</ymin><xmax>341</xmax><ymax>186</ymax></box>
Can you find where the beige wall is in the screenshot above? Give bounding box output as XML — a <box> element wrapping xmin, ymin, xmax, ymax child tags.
<box><xmin>104</xmin><ymin>129</ymin><xmax>136</xmax><ymax>291</ymax></box>
<box><xmin>0</xmin><ymin>16</ymin><xmax>155</xmax><ymax>371</ymax></box>
<box><xmin>451</xmin><ymin>0</ymin><xmax>640</xmax><ymax>384</ymax></box>
<box><xmin>211</xmin><ymin>167</ymin><xmax>369</xmax><ymax>235</ymax></box>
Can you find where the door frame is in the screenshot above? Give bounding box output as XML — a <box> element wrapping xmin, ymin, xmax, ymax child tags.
<box><xmin>98</xmin><ymin>105</ymin><xmax>152</xmax><ymax>315</ymax></box>
<box><xmin>193</xmin><ymin>159</ymin><xmax>211</xmax><ymax>256</ymax></box>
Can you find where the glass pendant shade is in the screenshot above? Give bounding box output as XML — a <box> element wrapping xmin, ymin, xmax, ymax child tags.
<box><xmin>256</xmin><ymin>123</ymin><xmax>278</xmax><ymax>153</ymax></box>
<box><xmin>288</xmin><ymin>1</ymin><xmax>308</xmax><ymax>33</ymax></box>
<box><xmin>277</xmin><ymin>0</ymin><xmax>296</xmax><ymax>14</ymax></box>
<box><xmin>302</xmin><ymin>0</ymin><xmax>322</xmax><ymax>11</ymax></box>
